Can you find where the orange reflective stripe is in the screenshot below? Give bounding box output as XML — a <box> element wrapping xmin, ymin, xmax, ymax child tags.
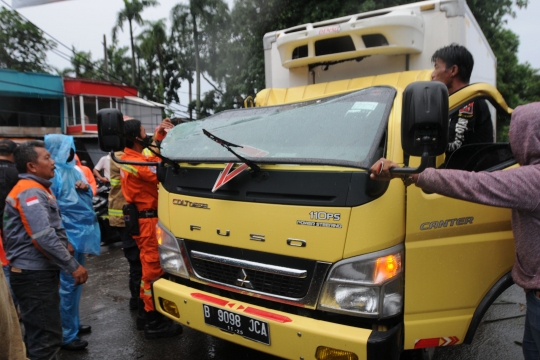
<box><xmin>120</xmin><ymin>164</ymin><xmax>138</xmax><ymax>176</ymax></box>
<box><xmin>9</xmin><ymin>179</ymin><xmax>53</xmax><ymax>239</ymax></box>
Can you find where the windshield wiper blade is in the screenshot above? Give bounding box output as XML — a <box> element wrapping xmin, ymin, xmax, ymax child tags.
<box><xmin>203</xmin><ymin>129</ymin><xmax>261</xmax><ymax>173</ymax></box>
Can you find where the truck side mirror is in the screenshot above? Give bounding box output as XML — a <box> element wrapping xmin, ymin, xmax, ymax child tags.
<box><xmin>97</xmin><ymin>108</ymin><xmax>125</xmax><ymax>152</ymax></box>
<box><xmin>392</xmin><ymin>81</ymin><xmax>449</xmax><ymax>175</ymax></box>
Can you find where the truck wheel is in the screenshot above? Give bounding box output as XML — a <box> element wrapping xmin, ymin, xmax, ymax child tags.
<box><xmin>399</xmin><ymin>348</ymin><xmax>432</xmax><ymax>360</ymax></box>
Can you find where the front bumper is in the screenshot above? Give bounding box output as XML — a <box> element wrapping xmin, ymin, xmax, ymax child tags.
<box><xmin>153</xmin><ymin>278</ymin><xmax>401</xmax><ymax>360</ymax></box>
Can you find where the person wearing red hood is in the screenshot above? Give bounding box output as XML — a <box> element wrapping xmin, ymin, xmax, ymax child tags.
<box><xmin>74</xmin><ymin>155</ymin><xmax>97</xmax><ymax>195</ymax></box>
<box><xmin>369</xmin><ymin>102</ymin><xmax>540</xmax><ymax>360</ymax></box>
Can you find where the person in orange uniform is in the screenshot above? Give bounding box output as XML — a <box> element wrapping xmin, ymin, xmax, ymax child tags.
<box><xmin>74</xmin><ymin>155</ymin><xmax>97</xmax><ymax>195</ymax></box>
<box><xmin>120</xmin><ymin>118</ymin><xmax>182</xmax><ymax>340</ymax></box>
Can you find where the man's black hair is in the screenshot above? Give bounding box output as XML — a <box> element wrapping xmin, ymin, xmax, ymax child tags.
<box><xmin>431</xmin><ymin>43</ymin><xmax>474</xmax><ymax>83</ymax></box>
<box><xmin>0</xmin><ymin>139</ymin><xmax>17</xmax><ymax>156</ymax></box>
<box><xmin>14</xmin><ymin>140</ymin><xmax>45</xmax><ymax>173</ymax></box>
<box><xmin>124</xmin><ymin>119</ymin><xmax>142</xmax><ymax>149</ymax></box>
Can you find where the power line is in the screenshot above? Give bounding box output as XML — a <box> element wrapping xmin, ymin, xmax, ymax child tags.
<box><xmin>1</xmin><ymin>0</ymin><xmax>197</xmax><ymax>112</ymax></box>
<box><xmin>166</xmin><ymin>106</ymin><xmax>190</xmax><ymax>116</ymax></box>
<box><xmin>0</xmin><ymin>0</ymin><xmax>135</xmax><ymax>89</ymax></box>
<box><xmin>168</xmin><ymin>102</ymin><xmax>189</xmax><ymax>109</ymax></box>
<box><xmin>168</xmin><ymin>106</ymin><xmax>189</xmax><ymax>113</ymax></box>
<box><xmin>166</xmin><ymin>104</ymin><xmax>191</xmax><ymax>117</ymax></box>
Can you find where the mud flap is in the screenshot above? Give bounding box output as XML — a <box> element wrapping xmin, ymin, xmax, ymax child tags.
<box><xmin>367</xmin><ymin>322</ymin><xmax>402</xmax><ymax>360</ymax></box>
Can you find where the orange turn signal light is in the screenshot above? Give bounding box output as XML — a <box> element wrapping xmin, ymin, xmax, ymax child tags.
<box><xmin>160</xmin><ymin>298</ymin><xmax>180</xmax><ymax>318</ymax></box>
<box><xmin>315</xmin><ymin>346</ymin><xmax>358</xmax><ymax>360</ymax></box>
<box><xmin>156</xmin><ymin>226</ymin><xmax>163</xmax><ymax>245</ymax></box>
<box><xmin>374</xmin><ymin>254</ymin><xmax>402</xmax><ymax>284</ymax></box>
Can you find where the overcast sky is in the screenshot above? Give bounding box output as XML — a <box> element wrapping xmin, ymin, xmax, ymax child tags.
<box><xmin>3</xmin><ymin>0</ymin><xmax>539</xmax><ymax>113</ymax></box>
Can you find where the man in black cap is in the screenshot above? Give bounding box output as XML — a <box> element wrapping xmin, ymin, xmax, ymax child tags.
<box><xmin>0</xmin><ymin>140</ymin><xmax>24</xmax><ymax>359</ymax></box>
<box><xmin>0</xmin><ymin>139</ymin><xmax>19</xmax><ymax>311</ymax></box>
<box><xmin>0</xmin><ymin>140</ymin><xmax>19</xmax><ymax>221</ymax></box>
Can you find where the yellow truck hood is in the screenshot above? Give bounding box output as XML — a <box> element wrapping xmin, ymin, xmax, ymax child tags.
<box><xmin>161</xmin><ymin>191</ymin><xmax>351</xmax><ymax>263</ymax></box>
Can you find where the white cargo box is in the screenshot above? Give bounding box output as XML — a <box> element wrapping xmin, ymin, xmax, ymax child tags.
<box><xmin>263</xmin><ymin>0</ymin><xmax>495</xmax><ymax>89</ymax></box>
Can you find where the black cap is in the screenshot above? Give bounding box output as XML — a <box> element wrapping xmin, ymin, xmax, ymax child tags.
<box><xmin>0</xmin><ymin>139</ymin><xmax>17</xmax><ymax>154</ymax></box>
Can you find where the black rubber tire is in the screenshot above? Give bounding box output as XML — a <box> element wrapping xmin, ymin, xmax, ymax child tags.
<box><xmin>399</xmin><ymin>348</ymin><xmax>431</xmax><ymax>360</ymax></box>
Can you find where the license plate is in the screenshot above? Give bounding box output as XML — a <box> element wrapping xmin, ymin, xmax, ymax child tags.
<box><xmin>202</xmin><ymin>304</ymin><xmax>270</xmax><ymax>345</ymax></box>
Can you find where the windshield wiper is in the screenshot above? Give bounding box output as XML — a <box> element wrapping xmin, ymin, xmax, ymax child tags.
<box><xmin>203</xmin><ymin>129</ymin><xmax>261</xmax><ymax>173</ymax></box>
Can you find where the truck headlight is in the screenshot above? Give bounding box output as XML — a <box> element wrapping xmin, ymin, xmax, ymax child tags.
<box><xmin>318</xmin><ymin>244</ymin><xmax>403</xmax><ymax>318</ymax></box>
<box><xmin>156</xmin><ymin>221</ymin><xmax>189</xmax><ymax>279</ymax></box>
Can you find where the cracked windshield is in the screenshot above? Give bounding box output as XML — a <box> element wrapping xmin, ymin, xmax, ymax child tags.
<box><xmin>162</xmin><ymin>87</ymin><xmax>395</xmax><ymax>168</ymax></box>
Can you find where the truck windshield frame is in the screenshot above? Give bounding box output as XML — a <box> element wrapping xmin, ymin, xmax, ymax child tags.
<box><xmin>161</xmin><ymin>86</ymin><xmax>396</xmax><ymax>169</ymax></box>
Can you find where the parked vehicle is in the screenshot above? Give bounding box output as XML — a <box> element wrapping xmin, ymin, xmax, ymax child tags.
<box><xmin>98</xmin><ymin>1</ymin><xmax>515</xmax><ymax>359</ymax></box>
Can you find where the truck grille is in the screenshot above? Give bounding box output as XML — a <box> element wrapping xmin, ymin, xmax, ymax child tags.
<box><xmin>191</xmin><ymin>257</ymin><xmax>307</xmax><ymax>298</ymax></box>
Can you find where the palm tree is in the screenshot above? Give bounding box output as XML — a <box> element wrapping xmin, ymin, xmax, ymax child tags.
<box><xmin>106</xmin><ymin>42</ymin><xmax>132</xmax><ymax>84</ymax></box>
<box><xmin>138</xmin><ymin>19</ymin><xmax>167</xmax><ymax>102</ymax></box>
<box><xmin>58</xmin><ymin>47</ymin><xmax>98</xmax><ymax>79</ymax></box>
<box><xmin>170</xmin><ymin>4</ymin><xmax>195</xmax><ymax>118</ymax></box>
<box><xmin>112</xmin><ymin>0</ymin><xmax>159</xmax><ymax>85</ymax></box>
<box><xmin>170</xmin><ymin>0</ymin><xmax>229</xmax><ymax>119</ymax></box>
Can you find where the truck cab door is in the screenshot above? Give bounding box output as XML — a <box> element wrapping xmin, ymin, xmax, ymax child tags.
<box><xmin>402</xmin><ymin>87</ymin><xmax>515</xmax><ymax>350</ymax></box>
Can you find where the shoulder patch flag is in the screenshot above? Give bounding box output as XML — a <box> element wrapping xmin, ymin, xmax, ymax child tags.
<box><xmin>459</xmin><ymin>102</ymin><xmax>474</xmax><ymax>115</ymax></box>
<box><xmin>26</xmin><ymin>196</ymin><xmax>39</xmax><ymax>206</ymax></box>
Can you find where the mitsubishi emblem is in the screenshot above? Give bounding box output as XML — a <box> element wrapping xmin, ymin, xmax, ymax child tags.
<box><xmin>235</xmin><ymin>269</ymin><xmax>254</xmax><ymax>289</ymax></box>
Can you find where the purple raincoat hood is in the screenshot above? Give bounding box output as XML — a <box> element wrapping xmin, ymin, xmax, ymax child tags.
<box><xmin>509</xmin><ymin>102</ymin><xmax>540</xmax><ymax>166</ymax></box>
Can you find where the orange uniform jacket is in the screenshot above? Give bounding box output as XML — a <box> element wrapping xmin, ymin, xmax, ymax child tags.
<box><xmin>119</xmin><ymin>147</ymin><xmax>162</xmax><ymax>312</ymax></box>
<box><xmin>120</xmin><ymin>148</ymin><xmax>161</xmax><ymax>211</ymax></box>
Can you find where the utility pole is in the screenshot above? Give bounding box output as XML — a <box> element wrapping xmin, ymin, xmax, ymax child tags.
<box><xmin>103</xmin><ymin>34</ymin><xmax>109</xmax><ymax>81</ymax></box>
<box><xmin>189</xmin><ymin>81</ymin><xmax>192</xmax><ymax>120</ymax></box>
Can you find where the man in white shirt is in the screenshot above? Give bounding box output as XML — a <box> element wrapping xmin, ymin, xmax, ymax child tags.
<box><xmin>93</xmin><ymin>154</ymin><xmax>110</xmax><ymax>183</ymax></box>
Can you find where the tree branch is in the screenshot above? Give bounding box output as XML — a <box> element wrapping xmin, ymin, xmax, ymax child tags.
<box><xmin>201</xmin><ymin>72</ymin><xmax>224</xmax><ymax>96</ymax></box>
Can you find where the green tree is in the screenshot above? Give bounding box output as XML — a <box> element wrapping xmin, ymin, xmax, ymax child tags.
<box><xmin>467</xmin><ymin>0</ymin><xmax>539</xmax><ymax>107</ymax></box>
<box><xmin>466</xmin><ymin>0</ymin><xmax>539</xmax><ymax>139</ymax></box>
<box><xmin>170</xmin><ymin>4</ymin><xmax>196</xmax><ymax>118</ymax></box>
<box><xmin>213</xmin><ymin>0</ymin><xmax>407</xmax><ymax>111</ymax></box>
<box><xmin>106</xmin><ymin>42</ymin><xmax>132</xmax><ymax>84</ymax></box>
<box><xmin>213</xmin><ymin>0</ymin><xmax>537</xmax><ymax>120</ymax></box>
<box><xmin>58</xmin><ymin>47</ymin><xmax>100</xmax><ymax>79</ymax></box>
<box><xmin>0</xmin><ymin>7</ymin><xmax>55</xmax><ymax>73</ymax></box>
<box><xmin>138</xmin><ymin>19</ymin><xmax>168</xmax><ymax>101</ymax></box>
<box><xmin>187</xmin><ymin>89</ymin><xmax>218</xmax><ymax>118</ymax></box>
<box><xmin>170</xmin><ymin>0</ymin><xmax>230</xmax><ymax>119</ymax></box>
<box><xmin>57</xmin><ymin>44</ymin><xmax>134</xmax><ymax>87</ymax></box>
<box><xmin>112</xmin><ymin>0</ymin><xmax>159</xmax><ymax>85</ymax></box>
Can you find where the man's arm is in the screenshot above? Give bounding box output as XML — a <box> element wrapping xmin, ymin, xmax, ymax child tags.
<box><xmin>369</xmin><ymin>158</ymin><xmax>540</xmax><ymax>212</ymax></box>
<box><xmin>93</xmin><ymin>157</ymin><xmax>109</xmax><ymax>183</ymax></box>
<box><xmin>154</xmin><ymin>118</ymin><xmax>174</xmax><ymax>142</ymax></box>
<box><xmin>75</xmin><ymin>179</ymin><xmax>89</xmax><ymax>192</ymax></box>
<box><xmin>93</xmin><ymin>168</ymin><xmax>108</xmax><ymax>183</ymax></box>
<box><xmin>417</xmin><ymin>166</ymin><xmax>540</xmax><ymax>212</ymax></box>
<box><xmin>133</xmin><ymin>163</ymin><xmax>160</xmax><ymax>184</ymax></box>
<box><xmin>71</xmin><ymin>265</ymin><xmax>88</xmax><ymax>285</ymax></box>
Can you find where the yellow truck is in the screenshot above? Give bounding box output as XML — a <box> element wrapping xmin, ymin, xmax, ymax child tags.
<box><xmin>98</xmin><ymin>0</ymin><xmax>515</xmax><ymax>359</ymax></box>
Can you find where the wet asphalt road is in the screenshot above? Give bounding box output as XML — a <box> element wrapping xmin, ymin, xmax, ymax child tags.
<box><xmin>57</xmin><ymin>242</ymin><xmax>526</xmax><ymax>360</ymax></box>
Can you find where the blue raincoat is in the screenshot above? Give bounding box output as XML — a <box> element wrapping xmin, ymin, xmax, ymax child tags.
<box><xmin>45</xmin><ymin>134</ymin><xmax>100</xmax><ymax>345</ymax></box>
<box><xmin>45</xmin><ymin>134</ymin><xmax>100</xmax><ymax>255</ymax></box>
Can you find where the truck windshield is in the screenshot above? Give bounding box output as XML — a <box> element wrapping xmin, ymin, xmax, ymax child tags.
<box><xmin>161</xmin><ymin>86</ymin><xmax>396</xmax><ymax>168</ymax></box>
